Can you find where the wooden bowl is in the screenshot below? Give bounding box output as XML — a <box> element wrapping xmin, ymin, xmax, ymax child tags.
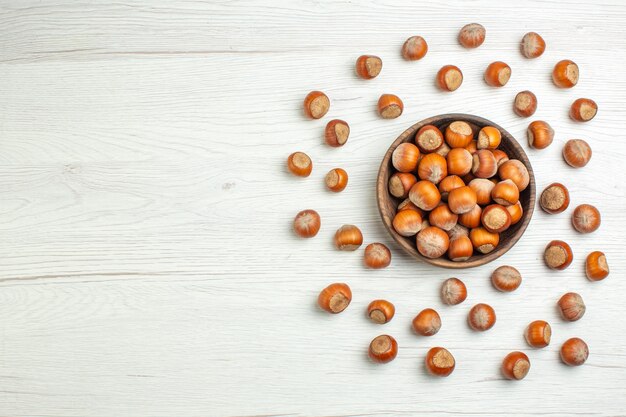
<box><xmin>376</xmin><ymin>113</ymin><xmax>536</xmax><ymax>269</ymax></box>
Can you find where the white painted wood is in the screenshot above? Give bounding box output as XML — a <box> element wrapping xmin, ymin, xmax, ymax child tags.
<box><xmin>1</xmin><ymin>1</ymin><xmax>625</xmax><ymax>416</ymax></box>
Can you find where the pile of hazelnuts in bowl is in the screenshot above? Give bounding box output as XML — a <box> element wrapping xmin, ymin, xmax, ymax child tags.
<box><xmin>377</xmin><ymin>114</ymin><xmax>535</xmax><ymax>268</ymax></box>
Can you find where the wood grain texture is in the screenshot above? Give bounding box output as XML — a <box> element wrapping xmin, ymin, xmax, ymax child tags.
<box><xmin>1</xmin><ymin>1</ymin><xmax>626</xmax><ymax>416</ymax></box>
<box><xmin>377</xmin><ymin>113</ymin><xmax>536</xmax><ymax>268</ymax></box>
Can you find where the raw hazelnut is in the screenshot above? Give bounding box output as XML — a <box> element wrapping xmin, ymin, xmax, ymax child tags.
<box><xmin>364</xmin><ymin>243</ymin><xmax>391</xmax><ymax>269</ymax></box>
<box><xmin>469</xmin><ymin>227</ymin><xmax>499</xmax><ymax>254</ymax></box>
<box><xmin>560</xmin><ymin>338</ymin><xmax>589</xmax><ymax>366</ymax></box>
<box><xmin>520</xmin><ymin>32</ymin><xmax>546</xmax><ymax>58</ymax></box>
<box><xmin>544</xmin><ymin>240</ymin><xmax>573</xmax><ymax>270</ymax></box>
<box><xmin>472</xmin><ymin>149</ymin><xmax>497</xmax><ymax>178</ymax></box>
<box><xmin>416</xmin><ymin>226</ymin><xmax>450</xmax><ymax>258</ymax></box>
<box><xmin>448</xmin><ymin>186</ymin><xmax>478</xmax><ymax>214</ymax></box>
<box><xmin>303</xmin><ymin>91</ymin><xmax>330</xmax><ymax>119</ymax></box>
<box><xmin>570</xmin><ymin>98</ymin><xmax>598</xmax><ymax>122</ymax></box>
<box><xmin>484</xmin><ymin>61</ymin><xmax>511</xmax><ymax>87</ymax></box>
<box><xmin>527</xmin><ymin>120</ymin><xmax>554</xmax><ymax>149</ymax></box>
<box><xmin>502</xmin><ymin>351</ymin><xmax>531</xmax><ymax>380</ymax></box>
<box><xmin>477</xmin><ymin>126</ymin><xmax>501</xmax><ymax>149</ymax></box>
<box><xmin>325</xmin><ymin>168</ymin><xmax>348</xmax><ymax>192</ymax></box>
<box><xmin>563</xmin><ymin>139</ymin><xmax>592</xmax><ymax>168</ymax></box>
<box><xmin>293</xmin><ymin>209</ymin><xmax>321</xmax><ymax>238</ymax></box>
<box><xmin>368</xmin><ymin>335</ymin><xmax>398</xmax><ymax>363</ymax></box>
<box><xmin>491</xmin><ymin>265</ymin><xmax>522</xmax><ymax>292</ymax></box>
<box><xmin>468</xmin><ymin>303</ymin><xmax>496</xmax><ymax>331</ymax></box>
<box><xmin>491</xmin><ymin>179</ymin><xmax>519</xmax><ymax>206</ymax></box>
<box><xmin>524</xmin><ymin>320</ymin><xmax>551</xmax><ymax>348</ymax></box>
<box><xmin>437</xmin><ymin>65</ymin><xmax>463</xmax><ymax>91</ymax></box>
<box><xmin>415</xmin><ymin>125</ymin><xmax>444</xmax><ymax>153</ymax></box>
<box><xmin>458</xmin><ymin>23</ymin><xmax>485</xmax><ymax>48</ymax></box>
<box><xmin>492</xmin><ymin>149</ymin><xmax>509</xmax><ymax>167</ymax></box>
<box><xmin>409</xmin><ymin>180</ymin><xmax>441</xmax><ymax>211</ymax></box>
<box><xmin>498</xmin><ymin>160</ymin><xmax>530</xmax><ymax>191</ymax></box>
<box><xmin>402</xmin><ymin>36</ymin><xmax>428</xmax><ymax>60</ymax></box>
<box><xmin>552</xmin><ymin>59</ymin><xmax>579</xmax><ymax>88</ymax></box>
<box><xmin>441</xmin><ymin>278</ymin><xmax>467</xmax><ymax>305</ymax></box>
<box><xmin>469</xmin><ymin>178</ymin><xmax>495</xmax><ymax>205</ymax></box>
<box><xmin>378</xmin><ymin>94</ymin><xmax>403</xmax><ymax>119</ymax></box>
<box><xmin>418</xmin><ymin>153</ymin><xmax>448</xmax><ymax>184</ymax></box>
<box><xmin>481</xmin><ymin>204</ymin><xmax>512</xmax><ymax>233</ymax></box>
<box><xmin>393</xmin><ymin>143</ymin><xmax>421</xmax><ymax>173</ymax></box>
<box><xmin>438</xmin><ymin>175</ymin><xmax>465</xmax><ymax>201</ymax></box>
<box><xmin>389</xmin><ymin>172</ymin><xmax>418</xmax><ymax>198</ymax></box>
<box><xmin>513</xmin><ymin>90</ymin><xmax>537</xmax><ymax>117</ymax></box>
<box><xmin>558</xmin><ymin>292</ymin><xmax>586</xmax><ymax>322</ymax></box>
<box><xmin>458</xmin><ymin>204</ymin><xmax>482</xmax><ymax>228</ymax></box>
<box><xmin>412</xmin><ymin>308</ymin><xmax>442</xmax><ymax>336</ymax></box>
<box><xmin>585</xmin><ymin>251</ymin><xmax>609</xmax><ymax>281</ymax></box>
<box><xmin>393</xmin><ymin>209</ymin><xmax>423</xmax><ymax>237</ymax></box>
<box><xmin>445</xmin><ymin>121</ymin><xmax>474</xmax><ymax>148</ymax></box>
<box><xmin>447</xmin><ymin>148</ymin><xmax>473</xmax><ymax>176</ymax></box>
<box><xmin>429</xmin><ymin>204</ymin><xmax>458</xmax><ymax>231</ymax></box>
<box><xmin>448</xmin><ymin>235</ymin><xmax>473</xmax><ymax>262</ymax></box>
<box><xmin>540</xmin><ymin>183</ymin><xmax>570</xmax><ymax>214</ymax></box>
<box><xmin>324</xmin><ymin>119</ymin><xmax>350</xmax><ymax>147</ymax></box>
<box><xmin>318</xmin><ymin>283</ymin><xmax>352</xmax><ymax>313</ymax></box>
<box><xmin>334</xmin><ymin>225</ymin><xmax>363</xmax><ymax>251</ymax></box>
<box><xmin>425</xmin><ymin>347</ymin><xmax>455</xmax><ymax>377</ymax></box>
<box><xmin>367</xmin><ymin>300</ymin><xmax>395</xmax><ymax>324</ymax></box>
<box><xmin>572</xmin><ymin>204</ymin><xmax>601</xmax><ymax>233</ymax></box>
<box><xmin>506</xmin><ymin>201</ymin><xmax>524</xmax><ymax>225</ymax></box>
<box><xmin>355</xmin><ymin>55</ymin><xmax>382</xmax><ymax>79</ymax></box>
<box><xmin>287</xmin><ymin>152</ymin><xmax>312</xmax><ymax>177</ymax></box>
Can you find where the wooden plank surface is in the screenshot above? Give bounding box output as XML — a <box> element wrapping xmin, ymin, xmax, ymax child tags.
<box><xmin>1</xmin><ymin>1</ymin><xmax>625</xmax><ymax>416</ymax></box>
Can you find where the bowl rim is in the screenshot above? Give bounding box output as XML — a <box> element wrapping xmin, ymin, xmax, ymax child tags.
<box><xmin>376</xmin><ymin>113</ymin><xmax>536</xmax><ymax>269</ymax></box>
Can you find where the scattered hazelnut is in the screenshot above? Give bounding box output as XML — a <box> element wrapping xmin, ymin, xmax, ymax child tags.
<box><xmin>502</xmin><ymin>352</ymin><xmax>531</xmax><ymax>381</ymax></box>
<box><xmin>491</xmin><ymin>265</ymin><xmax>522</xmax><ymax>292</ymax></box>
<box><xmin>367</xmin><ymin>300</ymin><xmax>395</xmax><ymax>324</ymax></box>
<box><xmin>558</xmin><ymin>292</ymin><xmax>586</xmax><ymax>322</ymax></box>
<box><xmin>412</xmin><ymin>308</ymin><xmax>442</xmax><ymax>336</ymax></box>
<box><xmin>324</xmin><ymin>119</ymin><xmax>350</xmax><ymax>147</ymax></box>
<box><xmin>418</xmin><ymin>153</ymin><xmax>448</xmax><ymax>184</ymax></box>
<box><xmin>447</xmin><ymin>148</ymin><xmax>473</xmax><ymax>176</ymax></box>
<box><xmin>378</xmin><ymin>94</ymin><xmax>404</xmax><ymax>119</ymax></box>
<box><xmin>448</xmin><ymin>186</ymin><xmax>478</xmax><ymax>214</ymax></box>
<box><xmin>416</xmin><ymin>226</ymin><xmax>450</xmax><ymax>258</ymax></box>
<box><xmin>437</xmin><ymin>65</ymin><xmax>463</xmax><ymax>91</ymax></box>
<box><xmin>477</xmin><ymin>126</ymin><xmax>501</xmax><ymax>149</ymax></box>
<box><xmin>585</xmin><ymin>251</ymin><xmax>609</xmax><ymax>281</ymax></box>
<box><xmin>293</xmin><ymin>209</ymin><xmax>321</xmax><ymax>238</ymax></box>
<box><xmin>438</xmin><ymin>175</ymin><xmax>465</xmax><ymax>201</ymax></box>
<box><xmin>458</xmin><ymin>204</ymin><xmax>482</xmax><ymax>228</ymax></box>
<box><xmin>540</xmin><ymin>183</ymin><xmax>570</xmax><ymax>214</ymax></box>
<box><xmin>325</xmin><ymin>168</ymin><xmax>348</xmax><ymax>192</ymax></box>
<box><xmin>472</xmin><ymin>149</ymin><xmax>498</xmax><ymax>178</ymax></box>
<box><xmin>527</xmin><ymin>120</ymin><xmax>554</xmax><ymax>149</ymax></box>
<box><xmin>393</xmin><ymin>209</ymin><xmax>423</xmax><ymax>237</ymax></box>
<box><xmin>484</xmin><ymin>61</ymin><xmax>511</xmax><ymax>87</ymax></box>
<box><xmin>415</xmin><ymin>125</ymin><xmax>444</xmax><ymax>153</ymax></box>
<box><xmin>368</xmin><ymin>334</ymin><xmax>398</xmax><ymax>363</ymax></box>
<box><xmin>303</xmin><ymin>91</ymin><xmax>330</xmax><ymax>119</ymax></box>
<box><xmin>491</xmin><ymin>179</ymin><xmax>519</xmax><ymax>206</ymax></box>
<box><xmin>445</xmin><ymin>121</ymin><xmax>474</xmax><ymax>148</ymax></box>
<box><xmin>524</xmin><ymin>320</ymin><xmax>551</xmax><ymax>348</ymax></box>
<box><xmin>287</xmin><ymin>152</ymin><xmax>312</xmax><ymax>177</ymax></box>
<box><xmin>560</xmin><ymin>337</ymin><xmax>589</xmax><ymax>366</ymax></box>
<box><xmin>572</xmin><ymin>204</ymin><xmax>601</xmax><ymax>233</ymax></box>
<box><xmin>562</xmin><ymin>139</ymin><xmax>592</xmax><ymax>168</ymax></box>
<box><xmin>506</xmin><ymin>201</ymin><xmax>524</xmax><ymax>225</ymax></box>
<box><xmin>570</xmin><ymin>98</ymin><xmax>598</xmax><ymax>122</ymax></box>
<box><xmin>389</xmin><ymin>172</ymin><xmax>418</xmax><ymax>199</ymax></box>
<box><xmin>544</xmin><ymin>240</ymin><xmax>573</xmax><ymax>270</ymax></box>
<box><xmin>520</xmin><ymin>32</ymin><xmax>546</xmax><ymax>58</ymax></box>
<box><xmin>513</xmin><ymin>90</ymin><xmax>538</xmax><ymax>117</ymax></box>
<box><xmin>393</xmin><ymin>143</ymin><xmax>421</xmax><ymax>173</ymax></box>
<box><xmin>458</xmin><ymin>23</ymin><xmax>486</xmax><ymax>48</ymax></box>
<box><xmin>468</xmin><ymin>303</ymin><xmax>496</xmax><ymax>331</ymax></box>
<box><xmin>355</xmin><ymin>55</ymin><xmax>383</xmax><ymax>79</ymax></box>
<box><xmin>409</xmin><ymin>180</ymin><xmax>442</xmax><ymax>211</ymax></box>
<box><xmin>469</xmin><ymin>227</ymin><xmax>499</xmax><ymax>254</ymax></box>
<box><xmin>334</xmin><ymin>225</ymin><xmax>363</xmax><ymax>251</ymax></box>
<box><xmin>552</xmin><ymin>59</ymin><xmax>579</xmax><ymax>88</ymax></box>
<box><xmin>425</xmin><ymin>347</ymin><xmax>455</xmax><ymax>377</ymax></box>
<box><xmin>481</xmin><ymin>204</ymin><xmax>512</xmax><ymax>233</ymax></box>
<box><xmin>364</xmin><ymin>243</ymin><xmax>391</xmax><ymax>269</ymax></box>
<box><xmin>441</xmin><ymin>277</ymin><xmax>467</xmax><ymax>305</ymax></box>
<box><xmin>318</xmin><ymin>283</ymin><xmax>352</xmax><ymax>313</ymax></box>
<box><xmin>448</xmin><ymin>235</ymin><xmax>473</xmax><ymax>262</ymax></box>
<box><xmin>498</xmin><ymin>160</ymin><xmax>530</xmax><ymax>191</ymax></box>
<box><xmin>402</xmin><ymin>36</ymin><xmax>428</xmax><ymax>60</ymax></box>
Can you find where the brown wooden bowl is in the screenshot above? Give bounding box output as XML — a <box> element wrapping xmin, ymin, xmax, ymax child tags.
<box><xmin>376</xmin><ymin>113</ymin><xmax>536</xmax><ymax>269</ymax></box>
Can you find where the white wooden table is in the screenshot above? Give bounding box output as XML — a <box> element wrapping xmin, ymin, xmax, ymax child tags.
<box><xmin>1</xmin><ymin>1</ymin><xmax>625</xmax><ymax>416</ymax></box>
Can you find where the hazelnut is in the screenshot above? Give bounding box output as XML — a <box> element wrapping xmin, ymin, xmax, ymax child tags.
<box><xmin>469</xmin><ymin>178</ymin><xmax>495</xmax><ymax>205</ymax></box>
<box><xmin>393</xmin><ymin>209</ymin><xmax>423</xmax><ymax>237</ymax></box>
<box><xmin>560</xmin><ymin>338</ymin><xmax>589</xmax><ymax>366</ymax></box>
<box><xmin>502</xmin><ymin>351</ymin><xmax>531</xmax><ymax>380</ymax></box>
<box><xmin>506</xmin><ymin>201</ymin><xmax>524</xmax><ymax>225</ymax></box>
<box><xmin>527</xmin><ymin>120</ymin><xmax>554</xmax><ymax>149</ymax></box>
<box><xmin>418</xmin><ymin>153</ymin><xmax>448</xmax><ymax>184</ymax></box>
<box><xmin>415</xmin><ymin>125</ymin><xmax>444</xmax><ymax>153</ymax></box>
<box><xmin>484</xmin><ymin>61</ymin><xmax>511</xmax><ymax>87</ymax></box>
<box><xmin>325</xmin><ymin>168</ymin><xmax>348</xmax><ymax>192</ymax></box>
<box><xmin>287</xmin><ymin>152</ymin><xmax>313</xmax><ymax>177</ymax></box>
<box><xmin>355</xmin><ymin>55</ymin><xmax>382</xmax><ymax>79</ymax></box>
<box><xmin>469</xmin><ymin>227</ymin><xmax>499</xmax><ymax>254</ymax></box>
<box><xmin>318</xmin><ymin>283</ymin><xmax>352</xmax><ymax>313</ymax></box>
<box><xmin>458</xmin><ymin>204</ymin><xmax>482</xmax><ymax>228</ymax></box>
<box><xmin>448</xmin><ymin>186</ymin><xmax>478</xmax><ymax>214</ymax></box>
<box><xmin>368</xmin><ymin>335</ymin><xmax>398</xmax><ymax>363</ymax></box>
<box><xmin>477</xmin><ymin>126</ymin><xmax>501</xmax><ymax>149</ymax></box>
<box><xmin>468</xmin><ymin>303</ymin><xmax>496</xmax><ymax>331</ymax></box>
<box><xmin>378</xmin><ymin>94</ymin><xmax>404</xmax><ymax>119</ymax></box>
<box><xmin>293</xmin><ymin>209</ymin><xmax>321</xmax><ymax>238</ymax></box>
<box><xmin>570</xmin><ymin>98</ymin><xmax>598</xmax><ymax>122</ymax></box>
<box><xmin>558</xmin><ymin>292</ymin><xmax>586</xmax><ymax>322</ymax></box>
<box><xmin>492</xmin><ymin>149</ymin><xmax>509</xmax><ymax>167</ymax></box>
<box><xmin>540</xmin><ymin>183</ymin><xmax>570</xmax><ymax>214</ymax></box>
<box><xmin>303</xmin><ymin>91</ymin><xmax>330</xmax><ymax>119</ymax></box>
<box><xmin>334</xmin><ymin>225</ymin><xmax>363</xmax><ymax>251</ymax></box>
<box><xmin>544</xmin><ymin>240</ymin><xmax>573</xmax><ymax>270</ymax></box>
<box><xmin>513</xmin><ymin>90</ymin><xmax>537</xmax><ymax>117</ymax></box>
<box><xmin>445</xmin><ymin>121</ymin><xmax>474</xmax><ymax>148</ymax></box>
<box><xmin>429</xmin><ymin>204</ymin><xmax>458</xmax><ymax>231</ymax></box>
<box><xmin>393</xmin><ymin>143</ymin><xmax>421</xmax><ymax>173</ymax></box>
<box><xmin>498</xmin><ymin>160</ymin><xmax>530</xmax><ymax>191</ymax></box>
<box><xmin>438</xmin><ymin>175</ymin><xmax>465</xmax><ymax>201</ymax></box>
<box><xmin>472</xmin><ymin>149</ymin><xmax>497</xmax><ymax>178</ymax></box>
<box><xmin>563</xmin><ymin>139</ymin><xmax>592</xmax><ymax>168</ymax></box>
<box><xmin>520</xmin><ymin>32</ymin><xmax>546</xmax><ymax>58</ymax></box>
<box><xmin>437</xmin><ymin>65</ymin><xmax>463</xmax><ymax>91</ymax></box>
<box><xmin>524</xmin><ymin>320</ymin><xmax>551</xmax><ymax>348</ymax></box>
<box><xmin>416</xmin><ymin>226</ymin><xmax>450</xmax><ymax>258</ymax></box>
<box><xmin>324</xmin><ymin>119</ymin><xmax>350</xmax><ymax>147</ymax></box>
<box><xmin>364</xmin><ymin>243</ymin><xmax>391</xmax><ymax>269</ymax></box>
<box><xmin>572</xmin><ymin>204</ymin><xmax>601</xmax><ymax>233</ymax></box>
<box><xmin>481</xmin><ymin>204</ymin><xmax>512</xmax><ymax>233</ymax></box>
<box><xmin>447</xmin><ymin>148</ymin><xmax>473</xmax><ymax>176</ymax></box>
<box><xmin>402</xmin><ymin>36</ymin><xmax>428</xmax><ymax>60</ymax></box>
<box><xmin>491</xmin><ymin>265</ymin><xmax>522</xmax><ymax>292</ymax></box>
<box><xmin>389</xmin><ymin>172</ymin><xmax>418</xmax><ymax>199</ymax></box>
<box><xmin>552</xmin><ymin>59</ymin><xmax>579</xmax><ymax>88</ymax></box>
<box><xmin>585</xmin><ymin>251</ymin><xmax>609</xmax><ymax>281</ymax></box>
<box><xmin>367</xmin><ymin>300</ymin><xmax>395</xmax><ymax>324</ymax></box>
<box><xmin>448</xmin><ymin>235</ymin><xmax>473</xmax><ymax>262</ymax></box>
<box><xmin>458</xmin><ymin>23</ymin><xmax>485</xmax><ymax>48</ymax></box>
<box><xmin>441</xmin><ymin>277</ymin><xmax>467</xmax><ymax>305</ymax></box>
<box><xmin>412</xmin><ymin>308</ymin><xmax>442</xmax><ymax>336</ymax></box>
<box><xmin>491</xmin><ymin>179</ymin><xmax>519</xmax><ymax>206</ymax></box>
<box><xmin>409</xmin><ymin>180</ymin><xmax>442</xmax><ymax>211</ymax></box>
<box><xmin>425</xmin><ymin>347</ymin><xmax>455</xmax><ymax>377</ymax></box>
